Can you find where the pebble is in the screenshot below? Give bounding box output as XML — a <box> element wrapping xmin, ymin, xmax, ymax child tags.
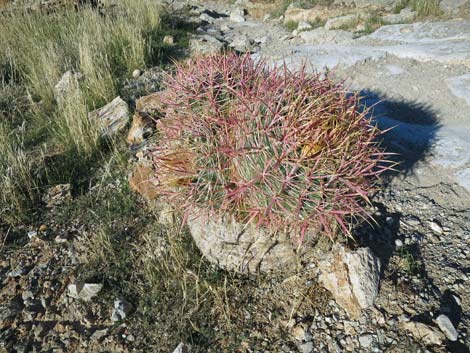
<box><xmin>359</xmin><ymin>334</ymin><xmax>374</xmax><ymax>348</ymax></box>
<box><xmin>435</xmin><ymin>314</ymin><xmax>458</xmax><ymax>341</ymax></box>
<box><xmin>429</xmin><ymin>220</ymin><xmax>443</xmax><ymax>234</ymax></box>
<box><xmin>111</xmin><ymin>299</ymin><xmax>134</xmax><ymax>321</ymax></box>
<box><xmin>395</xmin><ymin>239</ymin><xmax>403</xmax><ymax>247</ymax></box>
<box><xmin>299</xmin><ymin>341</ymin><xmax>314</xmax><ymax>353</ymax></box>
<box><xmin>163</xmin><ymin>35</ymin><xmax>174</xmax><ymax>45</ymax></box>
<box><xmin>132</xmin><ymin>69</ymin><xmax>141</xmax><ymax>78</ymax></box>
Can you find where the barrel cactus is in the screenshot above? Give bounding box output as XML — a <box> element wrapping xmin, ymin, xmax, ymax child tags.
<box><xmin>150</xmin><ymin>54</ymin><xmax>391</xmax><ymax>270</ymax></box>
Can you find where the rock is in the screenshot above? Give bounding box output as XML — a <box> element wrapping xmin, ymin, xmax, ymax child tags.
<box><xmin>382</xmin><ymin>8</ymin><xmax>416</xmax><ymax>24</ymax></box>
<box><xmin>333</xmin><ymin>0</ymin><xmax>395</xmax><ymax>8</ymax></box>
<box><xmin>129</xmin><ymin>160</ymin><xmax>159</xmax><ymax>202</ymax></box>
<box><xmin>300</xmin><ymin>27</ymin><xmax>354</xmax><ymax>44</ymax></box>
<box><xmin>88</xmin><ymin>96</ymin><xmax>130</xmax><ymax>136</ymax></box>
<box><xmin>317</xmin><ymin>244</ymin><xmax>381</xmax><ymax>319</ymax></box>
<box><xmin>401</xmin><ymin>321</ymin><xmax>445</xmax><ymax>346</ymax></box>
<box><xmin>27</xmin><ymin>230</ymin><xmax>38</xmax><ymax>239</ymax></box>
<box><xmin>90</xmin><ymin>328</ymin><xmax>108</xmax><ymax>341</ymax></box>
<box><xmin>358</xmin><ymin>334</ymin><xmax>374</xmax><ymax>348</ymax></box>
<box><xmin>54</xmin><ymin>70</ymin><xmax>82</xmax><ymax>103</ymax></box>
<box><xmin>229</xmin><ymin>35</ymin><xmax>253</xmax><ymax>52</ymax></box>
<box><xmin>111</xmin><ymin>299</ymin><xmax>133</xmax><ymax>321</ymax></box>
<box><xmin>42</xmin><ymin>184</ymin><xmax>72</xmax><ymax>208</ymax></box>
<box><xmin>190</xmin><ymin>34</ymin><xmax>225</xmax><ymax>56</ymax></box>
<box><xmin>324</xmin><ymin>14</ymin><xmax>360</xmax><ymax>30</ymax></box>
<box><xmin>163</xmin><ymin>35</ymin><xmax>174</xmax><ymax>45</ymax></box>
<box><xmin>395</xmin><ymin>239</ymin><xmax>403</xmax><ymax>247</ymax></box>
<box><xmin>187</xmin><ymin>208</ymin><xmax>314</xmax><ymax>273</ymax></box>
<box><xmin>299</xmin><ymin>341</ymin><xmax>314</xmax><ymax>353</ymax></box>
<box><xmin>132</xmin><ymin>69</ymin><xmax>141</xmax><ymax>78</ymax></box>
<box><xmin>429</xmin><ymin>220</ymin><xmax>443</xmax><ymax>234</ymax></box>
<box><xmin>284</xmin><ymin>6</ymin><xmax>349</xmax><ymax>24</ymax></box>
<box><xmin>68</xmin><ymin>283</ymin><xmax>103</xmax><ymax>301</ymax></box>
<box><xmin>172</xmin><ymin>342</ymin><xmax>190</xmax><ymax>353</ymax></box>
<box><xmin>230</xmin><ymin>7</ymin><xmax>246</xmax><ymax>22</ymax></box>
<box><xmin>435</xmin><ymin>314</ymin><xmax>458</xmax><ymax>341</ymax></box>
<box><xmin>297</xmin><ymin>21</ymin><xmax>312</xmax><ymax>31</ymax></box>
<box><xmin>440</xmin><ymin>0</ymin><xmax>469</xmax><ymax>14</ymax></box>
<box><xmin>127</xmin><ymin>112</ymin><xmax>155</xmax><ymax>146</ymax></box>
<box><xmin>200</xmin><ymin>12</ymin><xmax>215</xmax><ymax>23</ymax></box>
<box><xmin>291</xmin><ymin>324</ymin><xmax>307</xmax><ymax>341</ymax></box>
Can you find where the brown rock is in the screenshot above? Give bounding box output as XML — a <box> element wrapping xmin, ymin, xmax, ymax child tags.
<box><xmin>401</xmin><ymin>321</ymin><xmax>445</xmax><ymax>346</ymax></box>
<box><xmin>129</xmin><ymin>161</ymin><xmax>159</xmax><ymax>201</ymax></box>
<box><xmin>318</xmin><ymin>244</ymin><xmax>381</xmax><ymax>319</ymax></box>
<box><xmin>127</xmin><ymin>112</ymin><xmax>154</xmax><ymax>146</ymax></box>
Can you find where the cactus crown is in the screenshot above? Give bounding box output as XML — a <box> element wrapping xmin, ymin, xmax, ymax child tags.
<box><xmin>152</xmin><ymin>54</ymin><xmax>392</xmax><ymax>241</ymax></box>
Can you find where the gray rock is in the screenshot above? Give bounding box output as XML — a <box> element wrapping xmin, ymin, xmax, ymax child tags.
<box><xmin>435</xmin><ymin>314</ymin><xmax>458</xmax><ymax>341</ymax></box>
<box><xmin>324</xmin><ymin>14</ymin><xmax>360</xmax><ymax>30</ymax></box>
<box><xmin>54</xmin><ymin>70</ymin><xmax>83</xmax><ymax>103</ymax></box>
<box><xmin>300</xmin><ymin>27</ymin><xmax>354</xmax><ymax>44</ymax></box>
<box><xmin>382</xmin><ymin>8</ymin><xmax>417</xmax><ymax>24</ymax></box>
<box><xmin>333</xmin><ymin>0</ymin><xmax>395</xmax><ymax>8</ymax></box>
<box><xmin>230</xmin><ymin>7</ymin><xmax>246</xmax><ymax>22</ymax></box>
<box><xmin>68</xmin><ymin>283</ymin><xmax>103</xmax><ymax>301</ymax></box>
<box><xmin>88</xmin><ymin>96</ymin><xmax>130</xmax><ymax>137</ymax></box>
<box><xmin>299</xmin><ymin>341</ymin><xmax>314</xmax><ymax>353</ymax></box>
<box><xmin>440</xmin><ymin>0</ymin><xmax>469</xmax><ymax>14</ymax></box>
<box><xmin>318</xmin><ymin>244</ymin><xmax>381</xmax><ymax>318</ymax></box>
<box><xmin>429</xmin><ymin>220</ymin><xmax>443</xmax><ymax>234</ymax></box>
<box><xmin>111</xmin><ymin>299</ymin><xmax>133</xmax><ymax>321</ymax></box>
<box><xmin>401</xmin><ymin>321</ymin><xmax>445</xmax><ymax>345</ymax></box>
<box><xmin>229</xmin><ymin>35</ymin><xmax>254</xmax><ymax>52</ymax></box>
<box><xmin>190</xmin><ymin>34</ymin><xmax>225</xmax><ymax>56</ymax></box>
<box><xmin>359</xmin><ymin>334</ymin><xmax>375</xmax><ymax>348</ymax></box>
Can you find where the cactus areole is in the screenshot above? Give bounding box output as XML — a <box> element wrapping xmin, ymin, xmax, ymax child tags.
<box><xmin>151</xmin><ymin>54</ymin><xmax>392</xmax><ymax>243</ymax></box>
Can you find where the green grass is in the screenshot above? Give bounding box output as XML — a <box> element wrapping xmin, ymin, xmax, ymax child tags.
<box><xmin>391</xmin><ymin>0</ymin><xmax>443</xmax><ymax>17</ymax></box>
<box><xmin>0</xmin><ymin>1</ymin><xmax>191</xmax><ymax>225</ymax></box>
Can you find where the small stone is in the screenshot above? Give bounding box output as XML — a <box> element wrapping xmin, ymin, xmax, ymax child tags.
<box><xmin>429</xmin><ymin>220</ymin><xmax>443</xmax><ymax>234</ymax></box>
<box><xmin>291</xmin><ymin>324</ymin><xmax>306</xmax><ymax>341</ymax></box>
<box><xmin>90</xmin><ymin>328</ymin><xmax>108</xmax><ymax>341</ymax></box>
<box><xmin>68</xmin><ymin>283</ymin><xmax>103</xmax><ymax>301</ymax></box>
<box><xmin>38</xmin><ymin>224</ymin><xmax>48</xmax><ymax>232</ymax></box>
<box><xmin>299</xmin><ymin>341</ymin><xmax>314</xmax><ymax>353</ymax></box>
<box><xmin>172</xmin><ymin>342</ymin><xmax>190</xmax><ymax>353</ymax></box>
<box><xmin>395</xmin><ymin>239</ymin><xmax>403</xmax><ymax>247</ymax></box>
<box><xmin>111</xmin><ymin>299</ymin><xmax>133</xmax><ymax>321</ymax></box>
<box><xmin>132</xmin><ymin>69</ymin><xmax>141</xmax><ymax>78</ymax></box>
<box><xmin>163</xmin><ymin>35</ymin><xmax>174</xmax><ymax>45</ymax></box>
<box><xmin>435</xmin><ymin>314</ymin><xmax>458</xmax><ymax>341</ymax></box>
<box><xmin>230</xmin><ymin>7</ymin><xmax>246</xmax><ymax>22</ymax></box>
<box><xmin>43</xmin><ymin>184</ymin><xmax>72</xmax><ymax>208</ymax></box>
<box><xmin>359</xmin><ymin>334</ymin><xmax>374</xmax><ymax>348</ymax></box>
<box><xmin>27</xmin><ymin>230</ymin><xmax>38</xmax><ymax>239</ymax></box>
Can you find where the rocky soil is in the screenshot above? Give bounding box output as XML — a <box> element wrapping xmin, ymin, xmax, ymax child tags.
<box><xmin>1</xmin><ymin>0</ymin><xmax>470</xmax><ymax>352</ymax></box>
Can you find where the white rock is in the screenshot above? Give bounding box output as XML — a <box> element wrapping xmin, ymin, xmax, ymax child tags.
<box><xmin>359</xmin><ymin>334</ymin><xmax>374</xmax><ymax>348</ymax></box>
<box><xmin>111</xmin><ymin>299</ymin><xmax>133</xmax><ymax>321</ymax></box>
<box><xmin>299</xmin><ymin>341</ymin><xmax>314</xmax><ymax>353</ymax></box>
<box><xmin>395</xmin><ymin>239</ymin><xmax>404</xmax><ymax>247</ymax></box>
<box><xmin>172</xmin><ymin>342</ymin><xmax>190</xmax><ymax>353</ymax></box>
<box><xmin>230</xmin><ymin>8</ymin><xmax>246</xmax><ymax>22</ymax></box>
<box><xmin>429</xmin><ymin>220</ymin><xmax>443</xmax><ymax>234</ymax></box>
<box><xmin>163</xmin><ymin>35</ymin><xmax>174</xmax><ymax>45</ymax></box>
<box><xmin>132</xmin><ymin>69</ymin><xmax>141</xmax><ymax>78</ymax></box>
<box><xmin>318</xmin><ymin>244</ymin><xmax>381</xmax><ymax>318</ymax></box>
<box><xmin>382</xmin><ymin>8</ymin><xmax>416</xmax><ymax>24</ymax></box>
<box><xmin>435</xmin><ymin>314</ymin><xmax>458</xmax><ymax>341</ymax></box>
<box><xmin>27</xmin><ymin>230</ymin><xmax>38</xmax><ymax>239</ymax></box>
<box><xmin>200</xmin><ymin>12</ymin><xmax>214</xmax><ymax>23</ymax></box>
<box><xmin>68</xmin><ymin>283</ymin><xmax>103</xmax><ymax>301</ymax></box>
<box><xmin>54</xmin><ymin>70</ymin><xmax>83</xmax><ymax>103</ymax></box>
<box><xmin>300</xmin><ymin>28</ymin><xmax>354</xmax><ymax>45</ymax></box>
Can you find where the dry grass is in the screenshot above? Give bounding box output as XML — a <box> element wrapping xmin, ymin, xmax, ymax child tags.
<box><xmin>0</xmin><ymin>0</ymin><xmax>164</xmax><ymax>224</ymax></box>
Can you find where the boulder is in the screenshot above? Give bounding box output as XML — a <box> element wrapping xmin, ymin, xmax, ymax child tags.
<box><xmin>88</xmin><ymin>97</ymin><xmax>130</xmax><ymax>136</ymax></box>
<box><xmin>187</xmin><ymin>209</ymin><xmax>315</xmax><ymax>274</ymax></box>
<box><xmin>318</xmin><ymin>243</ymin><xmax>381</xmax><ymax>318</ymax></box>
